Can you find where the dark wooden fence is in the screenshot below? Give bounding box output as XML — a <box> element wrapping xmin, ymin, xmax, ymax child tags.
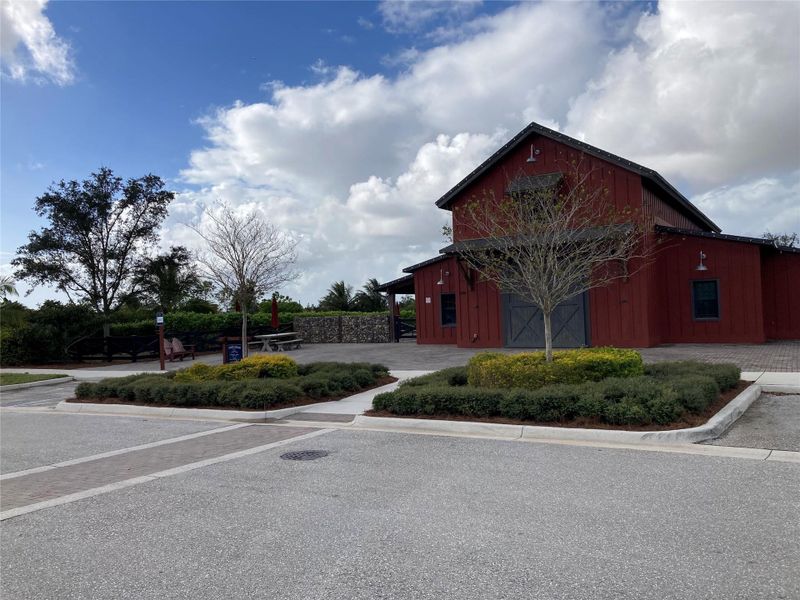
<box><xmin>66</xmin><ymin>324</ymin><xmax>294</xmax><ymax>362</ymax></box>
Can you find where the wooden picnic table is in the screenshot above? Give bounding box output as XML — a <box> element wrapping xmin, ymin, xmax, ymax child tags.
<box><xmin>253</xmin><ymin>332</ymin><xmax>301</xmax><ymax>352</ymax></box>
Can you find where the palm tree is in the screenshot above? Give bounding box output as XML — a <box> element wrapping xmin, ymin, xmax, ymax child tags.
<box><xmin>0</xmin><ymin>276</ymin><xmax>18</xmax><ymax>299</ymax></box>
<box><xmin>354</xmin><ymin>278</ymin><xmax>388</xmax><ymax>311</ymax></box>
<box><xmin>135</xmin><ymin>247</ymin><xmax>201</xmax><ymax>312</ymax></box>
<box><xmin>319</xmin><ymin>281</ymin><xmax>355</xmax><ymax>311</ymax></box>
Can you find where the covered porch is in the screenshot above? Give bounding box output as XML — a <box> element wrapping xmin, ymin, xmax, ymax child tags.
<box><xmin>375</xmin><ymin>273</ymin><xmax>416</xmax><ymax>342</ymax></box>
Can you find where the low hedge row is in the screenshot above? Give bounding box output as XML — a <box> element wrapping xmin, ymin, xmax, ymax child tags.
<box><xmin>109</xmin><ymin>311</ymin><xmax>392</xmax><ymax>336</ymax></box>
<box><xmin>373</xmin><ymin>361</ymin><xmax>740</xmax><ymax>426</ymax></box>
<box><xmin>75</xmin><ymin>361</ymin><xmax>389</xmax><ymax>409</ymax></box>
<box><xmin>467</xmin><ymin>348</ymin><xmax>644</xmax><ymax>389</ymax></box>
<box><xmin>644</xmin><ymin>361</ymin><xmax>739</xmax><ymax>391</ymax></box>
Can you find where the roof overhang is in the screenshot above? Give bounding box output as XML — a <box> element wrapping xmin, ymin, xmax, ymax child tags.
<box><xmin>434</xmin><ymin>121</ymin><xmax>720</xmax><ymax>233</ymax></box>
<box><xmin>375</xmin><ymin>274</ymin><xmax>415</xmax><ymax>294</ymax></box>
<box><xmin>655</xmin><ymin>225</ymin><xmax>800</xmax><ymax>254</ymax></box>
<box><xmin>401</xmin><ymin>254</ymin><xmax>449</xmax><ymax>274</ymax></box>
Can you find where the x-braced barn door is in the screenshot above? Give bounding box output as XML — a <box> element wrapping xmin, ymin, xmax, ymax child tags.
<box><xmin>501</xmin><ymin>293</ymin><xmax>588</xmax><ymax>348</ymax></box>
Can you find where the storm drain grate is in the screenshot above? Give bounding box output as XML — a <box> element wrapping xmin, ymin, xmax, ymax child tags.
<box><xmin>280</xmin><ymin>450</ymin><xmax>329</xmax><ymax>461</ymax></box>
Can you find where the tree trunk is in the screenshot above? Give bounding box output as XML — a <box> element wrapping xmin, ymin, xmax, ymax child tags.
<box><xmin>241</xmin><ymin>307</ymin><xmax>248</xmax><ymax>358</ymax></box>
<box><xmin>543</xmin><ymin>310</ymin><xmax>553</xmax><ymax>363</ymax></box>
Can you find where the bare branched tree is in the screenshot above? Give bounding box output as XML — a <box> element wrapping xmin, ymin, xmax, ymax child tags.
<box><xmin>448</xmin><ymin>167</ymin><xmax>654</xmax><ymax>361</ymax></box>
<box><xmin>189</xmin><ymin>203</ymin><xmax>298</xmax><ymax>357</ymax></box>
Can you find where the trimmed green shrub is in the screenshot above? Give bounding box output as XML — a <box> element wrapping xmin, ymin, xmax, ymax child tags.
<box><xmin>467</xmin><ymin>348</ymin><xmax>644</xmax><ymax>389</ymax></box>
<box><xmin>662</xmin><ymin>375</ymin><xmax>719</xmax><ymax>412</ymax></box>
<box><xmin>373</xmin><ymin>386</ymin><xmax>506</xmax><ymax>417</ymax></box>
<box><xmin>400</xmin><ymin>367</ymin><xmax>468</xmax><ymax>388</ymax></box>
<box><xmin>174</xmin><ymin>354</ymin><xmax>299</xmax><ymax>382</ymax></box>
<box><xmin>499</xmin><ymin>385</ymin><xmax>583</xmax><ymax>421</ymax></box>
<box><xmin>644</xmin><ymin>361</ymin><xmax>740</xmax><ymax>391</ymax></box>
<box><xmin>73</xmin><ymin>361</ymin><xmax>388</xmax><ymax>409</ymax></box>
<box><xmin>299</xmin><ymin>375</ymin><xmax>331</xmax><ymax>399</ymax></box>
<box><xmin>604</xmin><ymin>401</ymin><xmax>650</xmax><ymax>426</ymax></box>
<box><xmin>373</xmin><ymin>366</ymin><xmax>712</xmax><ymax>426</ymax></box>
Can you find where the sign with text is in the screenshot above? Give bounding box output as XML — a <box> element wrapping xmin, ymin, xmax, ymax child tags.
<box><xmin>225</xmin><ymin>343</ymin><xmax>243</xmax><ymax>363</ymax></box>
<box><xmin>155</xmin><ymin>312</ymin><xmax>164</xmax><ymax>326</ymax></box>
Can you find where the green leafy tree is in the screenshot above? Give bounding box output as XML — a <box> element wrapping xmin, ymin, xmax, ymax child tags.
<box><xmin>0</xmin><ymin>299</ymin><xmax>29</xmax><ymax>331</ymax></box>
<box><xmin>179</xmin><ymin>297</ymin><xmax>219</xmax><ymax>314</ymax></box>
<box><xmin>354</xmin><ymin>278</ymin><xmax>388</xmax><ymax>312</ymax></box>
<box><xmin>259</xmin><ymin>292</ymin><xmax>303</xmax><ymax>314</ymax></box>
<box><xmin>12</xmin><ymin>168</ymin><xmax>174</xmax><ymax>334</ymax></box>
<box><xmin>319</xmin><ymin>281</ymin><xmax>355</xmax><ymax>311</ymax></box>
<box><xmin>134</xmin><ymin>246</ymin><xmax>201</xmax><ymax>313</ymax></box>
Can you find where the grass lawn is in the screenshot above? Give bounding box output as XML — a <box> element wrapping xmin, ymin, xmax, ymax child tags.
<box><xmin>0</xmin><ymin>373</ymin><xmax>69</xmax><ymax>386</ymax></box>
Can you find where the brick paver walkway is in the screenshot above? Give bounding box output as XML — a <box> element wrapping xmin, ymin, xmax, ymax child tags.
<box><xmin>0</xmin><ymin>424</ymin><xmax>316</xmax><ymax>512</ymax></box>
<box><xmin>53</xmin><ymin>340</ymin><xmax>798</xmax><ymax>373</ymax></box>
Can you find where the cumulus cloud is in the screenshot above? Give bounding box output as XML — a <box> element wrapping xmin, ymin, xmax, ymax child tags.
<box><xmin>565</xmin><ymin>1</ymin><xmax>800</xmax><ymax>189</ymax></box>
<box><xmin>176</xmin><ymin>1</ymin><xmax>799</xmax><ymax>304</ymax></box>
<box><xmin>0</xmin><ymin>0</ymin><xmax>75</xmax><ymax>85</ymax></box>
<box><xmin>690</xmin><ymin>173</ymin><xmax>800</xmax><ymax>239</ymax></box>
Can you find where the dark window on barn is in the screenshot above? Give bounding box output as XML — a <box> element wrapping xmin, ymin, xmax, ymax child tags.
<box><xmin>440</xmin><ymin>293</ymin><xmax>457</xmax><ymax>327</ymax></box>
<box><xmin>692</xmin><ymin>280</ymin><xmax>720</xmax><ymax>320</ymax></box>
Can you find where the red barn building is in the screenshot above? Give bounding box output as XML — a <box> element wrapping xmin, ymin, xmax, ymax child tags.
<box><xmin>378</xmin><ymin>122</ymin><xmax>800</xmax><ymax>348</ymax></box>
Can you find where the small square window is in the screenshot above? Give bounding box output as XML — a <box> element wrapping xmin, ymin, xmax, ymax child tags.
<box><xmin>692</xmin><ymin>280</ymin><xmax>720</xmax><ymax>320</ymax></box>
<box><xmin>440</xmin><ymin>293</ymin><xmax>457</xmax><ymax>327</ymax></box>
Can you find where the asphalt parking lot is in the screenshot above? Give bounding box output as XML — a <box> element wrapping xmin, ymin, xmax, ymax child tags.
<box><xmin>1</xmin><ymin>413</ymin><xmax>798</xmax><ymax>600</ymax></box>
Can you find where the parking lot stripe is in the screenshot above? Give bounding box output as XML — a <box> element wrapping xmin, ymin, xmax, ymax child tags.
<box><xmin>0</xmin><ymin>428</ymin><xmax>331</xmax><ymax>521</ymax></box>
<box><xmin>0</xmin><ymin>423</ymin><xmax>252</xmax><ymax>481</ymax></box>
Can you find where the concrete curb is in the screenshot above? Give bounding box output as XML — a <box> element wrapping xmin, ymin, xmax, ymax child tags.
<box><xmin>53</xmin><ymin>400</ymin><xmax>338</xmax><ymax>422</ymax></box>
<box><xmin>51</xmin><ymin>377</ymin><xmax>412</xmax><ymax>422</ymax></box>
<box><xmin>1</xmin><ymin>376</ymin><xmax>73</xmax><ymax>391</ymax></box>
<box><xmin>354</xmin><ymin>383</ymin><xmax>791</xmax><ymax>445</ymax></box>
<box><xmin>353</xmin><ymin>415</ymin><xmax>524</xmax><ymax>439</ymax></box>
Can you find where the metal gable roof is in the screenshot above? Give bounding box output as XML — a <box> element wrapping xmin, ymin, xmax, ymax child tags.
<box><xmin>655</xmin><ymin>225</ymin><xmax>800</xmax><ymax>254</ymax></box>
<box><xmin>434</xmin><ymin>121</ymin><xmax>720</xmax><ymax>233</ymax></box>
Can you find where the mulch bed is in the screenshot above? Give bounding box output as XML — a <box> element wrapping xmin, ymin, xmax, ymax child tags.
<box><xmin>65</xmin><ymin>375</ymin><xmax>398</xmax><ymax>411</ymax></box>
<box><xmin>364</xmin><ymin>380</ymin><xmax>751</xmax><ymax>431</ymax></box>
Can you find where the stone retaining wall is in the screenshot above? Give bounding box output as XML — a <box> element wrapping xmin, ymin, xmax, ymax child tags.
<box><xmin>294</xmin><ymin>315</ymin><xmax>391</xmax><ymax>343</ymax></box>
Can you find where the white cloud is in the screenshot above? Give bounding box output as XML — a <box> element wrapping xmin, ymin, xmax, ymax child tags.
<box><xmin>0</xmin><ymin>0</ymin><xmax>75</xmax><ymax>85</ymax></box>
<box><xmin>357</xmin><ymin>17</ymin><xmax>375</xmax><ymax>31</ymax></box>
<box><xmin>691</xmin><ymin>172</ymin><xmax>800</xmax><ymax>238</ymax></box>
<box><xmin>378</xmin><ymin>0</ymin><xmax>482</xmax><ymax>34</ymax></box>
<box><xmin>565</xmin><ymin>1</ymin><xmax>800</xmax><ymax>190</ymax></box>
<box><xmin>175</xmin><ymin>1</ymin><xmax>799</xmax><ymax>305</ymax></box>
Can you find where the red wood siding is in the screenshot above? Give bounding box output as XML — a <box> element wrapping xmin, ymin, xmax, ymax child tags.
<box><xmin>642</xmin><ymin>184</ymin><xmax>704</xmax><ymax>231</ymax></box>
<box><xmin>413</xmin><ymin>258</ymin><xmax>504</xmax><ymax>347</ymax></box>
<box><xmin>652</xmin><ymin>233</ymin><xmax>766</xmax><ymax>343</ymax></box>
<box><xmin>450</xmin><ymin>133</ymin><xmax>644</xmax><ymax>242</ymax></box>
<box><xmin>761</xmin><ymin>250</ymin><xmax>800</xmax><ymax>340</ymax></box>
<box><xmin>455</xmin><ymin>272</ymin><xmax>503</xmax><ymax>348</ymax></box>
<box><xmin>413</xmin><ymin>257</ymin><xmax>458</xmax><ymax>344</ymax></box>
<box><xmin>589</xmin><ymin>256</ymin><xmax>656</xmax><ymax>348</ymax></box>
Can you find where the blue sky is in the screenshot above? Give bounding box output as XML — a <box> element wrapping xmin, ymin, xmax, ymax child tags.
<box><xmin>2</xmin><ymin>1</ymin><xmax>798</xmax><ymax>307</ymax></box>
<box><xmin>2</xmin><ymin>1</ymin><xmax>475</xmax><ymax>240</ymax></box>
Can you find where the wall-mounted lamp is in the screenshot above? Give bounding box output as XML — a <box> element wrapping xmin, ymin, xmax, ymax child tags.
<box><xmin>526</xmin><ymin>144</ymin><xmax>541</xmax><ymax>163</ymax></box>
<box><xmin>436</xmin><ymin>269</ymin><xmax>450</xmax><ymax>285</ymax></box>
<box><xmin>695</xmin><ymin>251</ymin><xmax>708</xmax><ymax>271</ymax></box>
